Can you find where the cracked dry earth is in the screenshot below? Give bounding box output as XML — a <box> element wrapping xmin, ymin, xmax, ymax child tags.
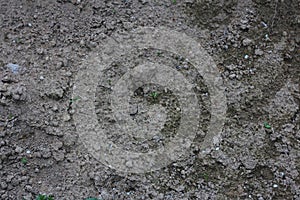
<box><xmin>0</xmin><ymin>0</ymin><xmax>299</xmax><ymax>199</ymax></box>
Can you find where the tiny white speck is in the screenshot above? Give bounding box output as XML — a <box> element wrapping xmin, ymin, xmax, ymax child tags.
<box><xmin>273</xmin><ymin>184</ymin><xmax>278</xmax><ymax>188</ymax></box>
<box><xmin>26</xmin><ymin>150</ymin><xmax>31</xmax><ymax>154</ymax></box>
<box><xmin>244</xmin><ymin>55</ymin><xmax>249</xmax><ymax>59</ymax></box>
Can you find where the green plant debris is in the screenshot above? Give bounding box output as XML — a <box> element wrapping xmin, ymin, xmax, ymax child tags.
<box><xmin>36</xmin><ymin>194</ymin><xmax>54</xmax><ymax>200</ymax></box>
<box><xmin>202</xmin><ymin>173</ymin><xmax>209</xmax><ymax>181</ymax></box>
<box><xmin>21</xmin><ymin>157</ymin><xmax>27</xmax><ymax>164</ymax></box>
<box><xmin>8</xmin><ymin>113</ymin><xmax>14</xmax><ymax>120</ymax></box>
<box><xmin>69</xmin><ymin>96</ymin><xmax>81</xmax><ymax>103</ymax></box>
<box><xmin>150</xmin><ymin>91</ymin><xmax>158</xmax><ymax>99</ymax></box>
<box><xmin>264</xmin><ymin>122</ymin><xmax>271</xmax><ymax>129</ymax></box>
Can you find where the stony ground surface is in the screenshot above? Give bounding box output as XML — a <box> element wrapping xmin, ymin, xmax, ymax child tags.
<box><xmin>0</xmin><ymin>0</ymin><xmax>299</xmax><ymax>199</ymax></box>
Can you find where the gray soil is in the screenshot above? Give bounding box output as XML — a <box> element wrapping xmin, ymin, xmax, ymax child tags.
<box><xmin>0</xmin><ymin>0</ymin><xmax>299</xmax><ymax>199</ymax></box>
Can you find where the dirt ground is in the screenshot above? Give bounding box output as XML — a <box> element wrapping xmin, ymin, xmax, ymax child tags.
<box><xmin>0</xmin><ymin>0</ymin><xmax>299</xmax><ymax>199</ymax></box>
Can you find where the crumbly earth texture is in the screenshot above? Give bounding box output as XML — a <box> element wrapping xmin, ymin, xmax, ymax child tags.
<box><xmin>0</xmin><ymin>0</ymin><xmax>299</xmax><ymax>199</ymax></box>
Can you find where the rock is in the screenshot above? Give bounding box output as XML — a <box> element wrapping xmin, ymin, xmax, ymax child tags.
<box><xmin>0</xmin><ymin>83</ymin><xmax>7</xmax><ymax>92</ymax></box>
<box><xmin>62</xmin><ymin>113</ymin><xmax>71</xmax><ymax>122</ymax></box>
<box><xmin>15</xmin><ymin>146</ymin><xmax>23</xmax><ymax>153</ymax></box>
<box><xmin>123</xmin><ymin>22</ymin><xmax>133</xmax><ymax>30</ymax></box>
<box><xmin>240</xmin><ymin>19</ymin><xmax>250</xmax><ymax>31</ymax></box>
<box><xmin>33</xmin><ymin>152</ymin><xmax>41</xmax><ymax>158</ymax></box>
<box><xmin>63</xmin><ymin>132</ymin><xmax>77</xmax><ymax>147</ymax></box>
<box><xmin>0</xmin><ymin>182</ymin><xmax>7</xmax><ymax>189</ymax></box>
<box><xmin>62</xmin><ymin>59</ymin><xmax>69</xmax><ymax>67</ymax></box>
<box><xmin>261</xmin><ymin>21</ymin><xmax>268</xmax><ymax>28</ymax></box>
<box><xmin>225</xmin><ymin>64</ymin><xmax>237</xmax><ymax>71</ymax></box>
<box><xmin>52</xmin><ymin>105</ymin><xmax>59</xmax><ymax>112</ymax></box>
<box><xmin>294</xmin><ymin>15</ymin><xmax>300</xmax><ymax>25</ymax></box>
<box><xmin>46</xmin><ymin>87</ymin><xmax>64</xmax><ymax>100</ymax></box>
<box><xmin>282</xmin><ymin>31</ymin><xmax>288</xmax><ymax>36</ymax></box>
<box><xmin>36</xmin><ymin>48</ymin><xmax>44</xmax><ymax>55</ymax></box>
<box><xmin>255</xmin><ymin>49</ymin><xmax>264</xmax><ymax>56</ymax></box>
<box><xmin>22</xmin><ymin>193</ymin><xmax>33</xmax><ymax>200</ymax></box>
<box><xmin>11</xmin><ymin>85</ymin><xmax>26</xmax><ymax>101</ymax></box>
<box><xmin>242</xmin><ymin>38</ymin><xmax>252</xmax><ymax>46</ymax></box>
<box><xmin>241</xmin><ymin>156</ymin><xmax>257</xmax><ymax>170</ymax></box>
<box><xmin>229</xmin><ymin>74</ymin><xmax>236</xmax><ymax>79</ymax></box>
<box><xmin>139</xmin><ymin>0</ymin><xmax>148</xmax><ymax>4</ymax></box>
<box><xmin>129</xmin><ymin>105</ymin><xmax>138</xmax><ymax>115</ymax></box>
<box><xmin>6</xmin><ymin>63</ymin><xmax>21</xmax><ymax>74</ymax></box>
<box><xmin>79</xmin><ymin>40</ymin><xmax>85</xmax><ymax>47</ymax></box>
<box><xmin>51</xmin><ymin>121</ymin><xmax>59</xmax><ymax>127</ymax></box>
<box><xmin>2</xmin><ymin>75</ymin><xmax>16</xmax><ymax>83</ymax></box>
<box><xmin>88</xmin><ymin>41</ymin><xmax>97</xmax><ymax>49</ymax></box>
<box><xmin>51</xmin><ymin>141</ymin><xmax>63</xmax><ymax>151</ymax></box>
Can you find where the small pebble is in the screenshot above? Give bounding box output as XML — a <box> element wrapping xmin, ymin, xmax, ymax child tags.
<box><xmin>282</xmin><ymin>31</ymin><xmax>288</xmax><ymax>36</ymax></box>
<box><xmin>15</xmin><ymin>146</ymin><xmax>23</xmax><ymax>153</ymax></box>
<box><xmin>229</xmin><ymin>74</ymin><xmax>236</xmax><ymax>79</ymax></box>
<box><xmin>80</xmin><ymin>40</ymin><xmax>85</xmax><ymax>47</ymax></box>
<box><xmin>255</xmin><ymin>49</ymin><xmax>264</xmax><ymax>56</ymax></box>
<box><xmin>242</xmin><ymin>38</ymin><xmax>252</xmax><ymax>46</ymax></box>
<box><xmin>261</xmin><ymin>21</ymin><xmax>268</xmax><ymax>28</ymax></box>
<box><xmin>62</xmin><ymin>113</ymin><xmax>71</xmax><ymax>122</ymax></box>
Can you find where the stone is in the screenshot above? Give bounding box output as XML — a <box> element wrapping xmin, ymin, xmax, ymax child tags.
<box><xmin>62</xmin><ymin>113</ymin><xmax>71</xmax><ymax>122</ymax></box>
<box><xmin>242</xmin><ymin>38</ymin><xmax>252</xmax><ymax>46</ymax></box>
<box><xmin>225</xmin><ymin>64</ymin><xmax>237</xmax><ymax>71</ymax></box>
<box><xmin>51</xmin><ymin>141</ymin><xmax>63</xmax><ymax>151</ymax></box>
<box><xmin>229</xmin><ymin>74</ymin><xmax>236</xmax><ymax>79</ymax></box>
<box><xmin>123</xmin><ymin>22</ymin><xmax>133</xmax><ymax>30</ymax></box>
<box><xmin>255</xmin><ymin>49</ymin><xmax>264</xmax><ymax>56</ymax></box>
<box><xmin>0</xmin><ymin>182</ymin><xmax>7</xmax><ymax>189</ymax></box>
<box><xmin>15</xmin><ymin>146</ymin><xmax>23</xmax><ymax>153</ymax></box>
